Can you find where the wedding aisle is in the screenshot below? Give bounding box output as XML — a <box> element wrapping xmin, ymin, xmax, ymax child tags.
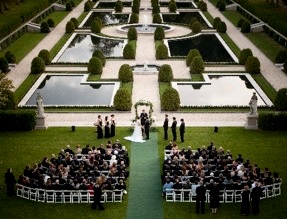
<box><xmin>126</xmin><ymin>132</ymin><xmax>163</xmax><ymax>219</ymax></box>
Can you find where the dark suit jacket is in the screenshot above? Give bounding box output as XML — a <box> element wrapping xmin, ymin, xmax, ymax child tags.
<box><xmin>144</xmin><ymin>119</ymin><xmax>150</xmax><ymax>131</ymax></box>
<box><xmin>171</xmin><ymin>120</ymin><xmax>177</xmax><ymax>131</ymax></box>
<box><xmin>140</xmin><ymin>112</ymin><xmax>148</xmax><ymax>125</ymax></box>
<box><xmin>163</xmin><ymin>118</ymin><xmax>169</xmax><ymax>129</ymax></box>
<box><xmin>179</xmin><ymin>122</ymin><xmax>185</xmax><ymax>133</ymax></box>
<box><xmin>196</xmin><ymin>185</ymin><xmax>206</xmax><ymax>201</ymax></box>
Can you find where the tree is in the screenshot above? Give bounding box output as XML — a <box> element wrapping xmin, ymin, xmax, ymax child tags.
<box><xmin>186</xmin><ymin>49</ymin><xmax>201</xmax><ymax>66</ymax></box>
<box><xmin>241</xmin><ymin>22</ymin><xmax>251</xmax><ymax>33</ymax></box>
<box><xmin>213</xmin><ymin>17</ymin><xmax>221</xmax><ymax>29</ymax></box>
<box><xmin>70</xmin><ymin>17</ymin><xmax>79</xmax><ymax>29</ymax></box>
<box><xmin>129</xmin><ymin>13</ymin><xmax>139</xmax><ymax>24</ymax></box>
<box><xmin>239</xmin><ymin>48</ymin><xmax>253</xmax><ymax>65</ymax></box>
<box><xmin>115</xmin><ymin>0</ymin><xmax>123</xmax><ymax>13</ymax></box>
<box><xmin>153</xmin><ymin>13</ymin><xmax>162</xmax><ymax>24</ymax></box>
<box><xmin>91</xmin><ymin>20</ymin><xmax>101</xmax><ymax>33</ymax></box>
<box><xmin>92</xmin><ymin>49</ymin><xmax>106</xmax><ymax>66</ymax></box>
<box><xmin>154</xmin><ymin>27</ymin><xmax>165</xmax><ymax>40</ymax></box>
<box><xmin>118</xmin><ymin>64</ymin><xmax>133</xmax><ymax>82</ymax></box>
<box><xmin>245</xmin><ymin>56</ymin><xmax>260</xmax><ymax>74</ymax></box>
<box><xmin>156</xmin><ymin>44</ymin><xmax>168</xmax><ymax>59</ymax></box>
<box><xmin>128</xmin><ymin>27</ymin><xmax>137</xmax><ymax>40</ymax></box>
<box><xmin>217</xmin><ymin>21</ymin><xmax>227</xmax><ymax>33</ymax></box>
<box><xmin>65</xmin><ymin>21</ymin><xmax>75</xmax><ymax>33</ymax></box>
<box><xmin>274</xmin><ymin>88</ymin><xmax>287</xmax><ymax>111</ymax></box>
<box><xmin>31</xmin><ymin>57</ymin><xmax>45</xmax><ymax>74</ymax></box>
<box><xmin>0</xmin><ymin>73</ymin><xmax>14</xmax><ymax>109</ymax></box>
<box><xmin>5</xmin><ymin>51</ymin><xmax>16</xmax><ymax>64</ymax></box>
<box><xmin>158</xmin><ymin>64</ymin><xmax>173</xmax><ymax>82</ymax></box>
<box><xmin>168</xmin><ymin>0</ymin><xmax>177</xmax><ymax>12</ymax></box>
<box><xmin>47</xmin><ymin>18</ymin><xmax>55</xmax><ymax>28</ymax></box>
<box><xmin>0</xmin><ymin>57</ymin><xmax>9</xmax><ymax>73</ymax></box>
<box><xmin>88</xmin><ymin>57</ymin><xmax>103</xmax><ymax>74</ymax></box>
<box><xmin>161</xmin><ymin>87</ymin><xmax>180</xmax><ymax>111</ymax></box>
<box><xmin>191</xmin><ymin>21</ymin><xmax>202</xmax><ymax>33</ymax></box>
<box><xmin>190</xmin><ymin>56</ymin><xmax>205</xmax><ymax>74</ymax></box>
<box><xmin>123</xmin><ymin>44</ymin><xmax>135</xmax><ymax>59</ymax></box>
<box><xmin>113</xmin><ymin>88</ymin><xmax>132</xmax><ymax>111</ymax></box>
<box><xmin>84</xmin><ymin>0</ymin><xmax>92</xmax><ymax>11</ymax></box>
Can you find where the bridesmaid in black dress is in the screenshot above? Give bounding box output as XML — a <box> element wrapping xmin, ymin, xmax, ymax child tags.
<box><xmin>110</xmin><ymin>114</ymin><xmax>116</xmax><ymax>137</ymax></box>
<box><xmin>104</xmin><ymin>116</ymin><xmax>110</xmax><ymax>138</ymax></box>
<box><xmin>97</xmin><ymin>115</ymin><xmax>103</xmax><ymax>139</ymax></box>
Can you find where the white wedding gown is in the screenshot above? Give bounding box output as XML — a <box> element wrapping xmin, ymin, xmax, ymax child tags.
<box><xmin>124</xmin><ymin>120</ymin><xmax>145</xmax><ymax>143</ymax></box>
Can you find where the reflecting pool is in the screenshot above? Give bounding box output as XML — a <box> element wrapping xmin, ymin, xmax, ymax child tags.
<box><xmin>55</xmin><ymin>34</ymin><xmax>124</xmax><ymax>63</ymax></box>
<box><xmin>174</xmin><ymin>75</ymin><xmax>270</xmax><ymax>107</ymax></box>
<box><xmin>22</xmin><ymin>75</ymin><xmax>119</xmax><ymax>106</ymax></box>
<box><xmin>82</xmin><ymin>12</ymin><xmax>129</xmax><ymax>27</ymax></box>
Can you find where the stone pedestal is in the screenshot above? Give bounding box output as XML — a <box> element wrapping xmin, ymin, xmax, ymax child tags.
<box><xmin>245</xmin><ymin>113</ymin><xmax>258</xmax><ymax>130</ymax></box>
<box><xmin>35</xmin><ymin>115</ymin><xmax>48</xmax><ymax>130</ymax></box>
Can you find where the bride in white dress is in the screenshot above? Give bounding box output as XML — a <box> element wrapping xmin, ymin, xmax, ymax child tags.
<box><xmin>124</xmin><ymin>119</ymin><xmax>145</xmax><ymax>143</ymax></box>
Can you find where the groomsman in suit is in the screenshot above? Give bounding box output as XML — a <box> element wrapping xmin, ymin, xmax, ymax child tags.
<box><xmin>171</xmin><ymin>117</ymin><xmax>177</xmax><ymax>142</ymax></box>
<box><xmin>163</xmin><ymin>114</ymin><xmax>169</xmax><ymax>140</ymax></box>
<box><xmin>144</xmin><ymin>118</ymin><xmax>150</xmax><ymax>140</ymax></box>
<box><xmin>179</xmin><ymin>118</ymin><xmax>185</xmax><ymax>143</ymax></box>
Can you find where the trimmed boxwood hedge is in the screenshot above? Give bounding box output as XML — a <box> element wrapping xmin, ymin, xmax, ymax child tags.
<box><xmin>66</xmin><ymin>21</ymin><xmax>75</xmax><ymax>33</ymax></box>
<box><xmin>191</xmin><ymin>21</ymin><xmax>202</xmax><ymax>33</ymax></box>
<box><xmin>161</xmin><ymin>87</ymin><xmax>180</xmax><ymax>111</ymax></box>
<box><xmin>154</xmin><ymin>27</ymin><xmax>165</xmax><ymax>40</ymax></box>
<box><xmin>128</xmin><ymin>27</ymin><xmax>137</xmax><ymax>40</ymax></box>
<box><xmin>156</xmin><ymin>44</ymin><xmax>168</xmax><ymax>59</ymax></box>
<box><xmin>115</xmin><ymin>0</ymin><xmax>123</xmax><ymax>13</ymax></box>
<box><xmin>118</xmin><ymin>64</ymin><xmax>133</xmax><ymax>82</ymax></box>
<box><xmin>38</xmin><ymin>49</ymin><xmax>51</xmax><ymax>65</ymax></box>
<box><xmin>239</xmin><ymin>48</ymin><xmax>253</xmax><ymax>65</ymax></box>
<box><xmin>0</xmin><ymin>57</ymin><xmax>9</xmax><ymax>73</ymax></box>
<box><xmin>113</xmin><ymin>88</ymin><xmax>132</xmax><ymax>111</ymax></box>
<box><xmin>245</xmin><ymin>56</ymin><xmax>260</xmax><ymax>74</ymax></box>
<box><xmin>31</xmin><ymin>57</ymin><xmax>45</xmax><ymax>74</ymax></box>
<box><xmin>92</xmin><ymin>49</ymin><xmax>106</xmax><ymax>66</ymax></box>
<box><xmin>88</xmin><ymin>57</ymin><xmax>103</xmax><ymax>74</ymax></box>
<box><xmin>0</xmin><ymin>110</ymin><xmax>36</xmax><ymax>131</ymax></box>
<box><xmin>186</xmin><ymin>49</ymin><xmax>201</xmax><ymax>66</ymax></box>
<box><xmin>123</xmin><ymin>44</ymin><xmax>135</xmax><ymax>59</ymax></box>
<box><xmin>158</xmin><ymin>64</ymin><xmax>173</xmax><ymax>82</ymax></box>
<box><xmin>258</xmin><ymin>112</ymin><xmax>287</xmax><ymax>131</ymax></box>
<box><xmin>5</xmin><ymin>51</ymin><xmax>16</xmax><ymax>64</ymax></box>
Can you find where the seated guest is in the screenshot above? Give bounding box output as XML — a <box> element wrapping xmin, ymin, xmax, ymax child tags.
<box><xmin>65</xmin><ymin>145</ymin><xmax>74</xmax><ymax>155</ymax></box>
<box><xmin>162</xmin><ymin>178</ymin><xmax>174</xmax><ymax>196</ymax></box>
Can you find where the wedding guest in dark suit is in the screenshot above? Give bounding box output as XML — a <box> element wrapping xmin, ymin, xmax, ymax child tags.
<box><xmin>171</xmin><ymin>117</ymin><xmax>177</xmax><ymax>142</ymax></box>
<box><xmin>144</xmin><ymin>118</ymin><xmax>150</xmax><ymax>140</ymax></box>
<box><xmin>96</xmin><ymin>115</ymin><xmax>103</xmax><ymax>139</ymax></box>
<box><xmin>104</xmin><ymin>116</ymin><xmax>110</xmax><ymax>138</ymax></box>
<box><xmin>240</xmin><ymin>185</ymin><xmax>250</xmax><ymax>216</ymax></box>
<box><xmin>251</xmin><ymin>182</ymin><xmax>263</xmax><ymax>215</ymax></box>
<box><xmin>196</xmin><ymin>181</ymin><xmax>206</xmax><ymax>214</ymax></box>
<box><xmin>91</xmin><ymin>181</ymin><xmax>105</xmax><ymax>210</ymax></box>
<box><xmin>5</xmin><ymin>168</ymin><xmax>16</xmax><ymax>197</ymax></box>
<box><xmin>163</xmin><ymin>114</ymin><xmax>169</xmax><ymax>140</ymax></box>
<box><xmin>179</xmin><ymin>118</ymin><xmax>185</xmax><ymax>143</ymax></box>
<box><xmin>110</xmin><ymin>114</ymin><xmax>116</xmax><ymax>137</ymax></box>
<box><xmin>140</xmin><ymin>109</ymin><xmax>148</xmax><ymax>126</ymax></box>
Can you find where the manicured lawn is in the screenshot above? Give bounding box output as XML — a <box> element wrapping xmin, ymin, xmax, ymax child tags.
<box><xmin>0</xmin><ymin>33</ymin><xmax>47</xmax><ymax>63</ymax></box>
<box><xmin>0</xmin><ymin>127</ymin><xmax>286</xmax><ymax>218</ymax></box>
<box><xmin>40</xmin><ymin>11</ymin><xmax>69</xmax><ymax>26</ymax></box>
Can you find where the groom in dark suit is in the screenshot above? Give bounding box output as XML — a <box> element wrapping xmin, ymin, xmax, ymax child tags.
<box><xmin>144</xmin><ymin>118</ymin><xmax>150</xmax><ymax>140</ymax></box>
<box><xmin>140</xmin><ymin>109</ymin><xmax>148</xmax><ymax>126</ymax></box>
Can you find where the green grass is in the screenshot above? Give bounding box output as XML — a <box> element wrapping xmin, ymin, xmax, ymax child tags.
<box><xmin>252</xmin><ymin>74</ymin><xmax>277</xmax><ymax>102</ymax></box>
<box><xmin>0</xmin><ymin>127</ymin><xmax>286</xmax><ymax>218</ymax></box>
<box><xmin>221</xmin><ymin>10</ymin><xmax>251</xmax><ymax>27</ymax></box>
<box><xmin>49</xmin><ymin>33</ymin><xmax>72</xmax><ymax>59</ymax></box>
<box><xmin>40</xmin><ymin>11</ymin><xmax>69</xmax><ymax>26</ymax></box>
<box><xmin>244</xmin><ymin>32</ymin><xmax>285</xmax><ymax>63</ymax></box>
<box><xmin>0</xmin><ymin>33</ymin><xmax>47</xmax><ymax>63</ymax></box>
<box><xmin>14</xmin><ymin>74</ymin><xmax>40</xmax><ymax>103</ymax></box>
<box><xmin>219</xmin><ymin>33</ymin><xmax>241</xmax><ymax>58</ymax></box>
<box><xmin>191</xmin><ymin>74</ymin><xmax>204</xmax><ymax>81</ymax></box>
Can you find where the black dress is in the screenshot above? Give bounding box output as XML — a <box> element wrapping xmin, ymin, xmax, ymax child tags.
<box><xmin>5</xmin><ymin>171</ymin><xmax>16</xmax><ymax>197</ymax></box>
<box><xmin>104</xmin><ymin>121</ymin><xmax>110</xmax><ymax>138</ymax></box>
<box><xmin>209</xmin><ymin>185</ymin><xmax>220</xmax><ymax>208</ymax></box>
<box><xmin>97</xmin><ymin>120</ymin><xmax>103</xmax><ymax>139</ymax></box>
<box><xmin>110</xmin><ymin>119</ymin><xmax>116</xmax><ymax>137</ymax></box>
<box><xmin>240</xmin><ymin>190</ymin><xmax>250</xmax><ymax>216</ymax></box>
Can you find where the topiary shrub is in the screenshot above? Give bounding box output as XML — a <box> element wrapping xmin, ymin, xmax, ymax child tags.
<box><xmin>190</xmin><ymin>56</ymin><xmax>205</xmax><ymax>74</ymax></box>
<box><xmin>128</xmin><ymin>27</ymin><xmax>137</xmax><ymax>40</ymax></box>
<box><xmin>129</xmin><ymin>13</ymin><xmax>139</xmax><ymax>24</ymax></box>
<box><xmin>70</xmin><ymin>17</ymin><xmax>79</xmax><ymax>29</ymax></box>
<box><xmin>274</xmin><ymin>88</ymin><xmax>287</xmax><ymax>111</ymax></box>
<box><xmin>132</xmin><ymin>3</ymin><xmax>140</xmax><ymax>14</ymax></box>
<box><xmin>154</xmin><ymin>26</ymin><xmax>165</xmax><ymax>40</ymax></box>
<box><xmin>158</xmin><ymin>64</ymin><xmax>173</xmax><ymax>82</ymax></box>
<box><xmin>186</xmin><ymin>49</ymin><xmax>201</xmax><ymax>66</ymax></box>
<box><xmin>4</xmin><ymin>51</ymin><xmax>16</xmax><ymax>63</ymax></box>
<box><xmin>161</xmin><ymin>87</ymin><xmax>180</xmax><ymax>111</ymax></box>
<box><xmin>0</xmin><ymin>110</ymin><xmax>36</xmax><ymax>131</ymax></box>
<box><xmin>123</xmin><ymin>44</ymin><xmax>135</xmax><ymax>59</ymax></box>
<box><xmin>65</xmin><ymin>21</ymin><xmax>75</xmax><ymax>33</ymax></box>
<box><xmin>218</xmin><ymin>1</ymin><xmax>226</xmax><ymax>11</ymax></box>
<box><xmin>168</xmin><ymin>0</ymin><xmax>177</xmax><ymax>12</ymax></box>
<box><xmin>88</xmin><ymin>57</ymin><xmax>103</xmax><ymax>74</ymax></box>
<box><xmin>47</xmin><ymin>18</ymin><xmax>55</xmax><ymax>28</ymax></box>
<box><xmin>84</xmin><ymin>0</ymin><xmax>92</xmax><ymax>11</ymax></box>
<box><xmin>258</xmin><ymin>113</ymin><xmax>287</xmax><ymax>131</ymax></box>
<box><xmin>113</xmin><ymin>88</ymin><xmax>132</xmax><ymax>111</ymax></box>
<box><xmin>275</xmin><ymin>49</ymin><xmax>287</xmax><ymax>63</ymax></box>
<box><xmin>199</xmin><ymin>1</ymin><xmax>207</xmax><ymax>11</ymax></box>
<box><xmin>237</xmin><ymin>18</ymin><xmax>245</xmax><ymax>28</ymax></box>
<box><xmin>241</xmin><ymin>22</ymin><xmax>251</xmax><ymax>33</ymax></box>
<box><xmin>66</xmin><ymin>2</ymin><xmax>73</xmax><ymax>11</ymax></box>
<box><xmin>245</xmin><ymin>56</ymin><xmax>260</xmax><ymax>74</ymax></box>
<box><xmin>213</xmin><ymin>17</ymin><xmax>221</xmax><ymax>29</ymax></box>
<box><xmin>152</xmin><ymin>4</ymin><xmax>160</xmax><ymax>14</ymax></box>
<box><xmin>91</xmin><ymin>20</ymin><xmax>101</xmax><ymax>33</ymax></box>
<box><xmin>216</xmin><ymin>0</ymin><xmax>223</xmax><ymax>8</ymax></box>
<box><xmin>217</xmin><ymin>21</ymin><xmax>227</xmax><ymax>33</ymax></box>
<box><xmin>31</xmin><ymin>57</ymin><xmax>45</xmax><ymax>74</ymax></box>
<box><xmin>191</xmin><ymin>21</ymin><xmax>202</xmax><ymax>33</ymax></box>
<box><xmin>156</xmin><ymin>44</ymin><xmax>168</xmax><ymax>60</ymax></box>
<box><xmin>189</xmin><ymin>17</ymin><xmax>198</xmax><ymax>29</ymax></box>
<box><xmin>239</xmin><ymin>48</ymin><xmax>253</xmax><ymax>65</ymax></box>
<box><xmin>118</xmin><ymin>64</ymin><xmax>133</xmax><ymax>82</ymax></box>
<box><xmin>40</xmin><ymin>21</ymin><xmax>50</xmax><ymax>33</ymax></box>
<box><xmin>153</xmin><ymin>13</ymin><xmax>162</xmax><ymax>24</ymax></box>
<box><xmin>0</xmin><ymin>57</ymin><xmax>9</xmax><ymax>73</ymax></box>
<box><xmin>115</xmin><ymin>0</ymin><xmax>123</xmax><ymax>12</ymax></box>
<box><xmin>1</xmin><ymin>90</ymin><xmax>16</xmax><ymax>110</ymax></box>
<box><xmin>38</xmin><ymin>49</ymin><xmax>51</xmax><ymax>65</ymax></box>
<box><xmin>92</xmin><ymin>49</ymin><xmax>106</xmax><ymax>66</ymax></box>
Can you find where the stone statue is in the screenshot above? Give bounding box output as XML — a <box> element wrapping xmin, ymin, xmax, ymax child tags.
<box><xmin>249</xmin><ymin>92</ymin><xmax>258</xmax><ymax>115</ymax></box>
<box><xmin>36</xmin><ymin>93</ymin><xmax>44</xmax><ymax>116</ymax></box>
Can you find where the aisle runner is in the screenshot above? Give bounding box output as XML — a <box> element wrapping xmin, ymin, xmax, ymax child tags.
<box><xmin>127</xmin><ymin>132</ymin><xmax>163</xmax><ymax>219</ymax></box>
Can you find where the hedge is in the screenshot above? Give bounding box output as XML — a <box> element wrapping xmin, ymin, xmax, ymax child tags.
<box><xmin>113</xmin><ymin>88</ymin><xmax>132</xmax><ymax>111</ymax></box>
<box><xmin>123</xmin><ymin>43</ymin><xmax>135</xmax><ymax>59</ymax></box>
<box><xmin>0</xmin><ymin>57</ymin><xmax>9</xmax><ymax>73</ymax></box>
<box><xmin>274</xmin><ymin>88</ymin><xmax>287</xmax><ymax>111</ymax></box>
<box><xmin>239</xmin><ymin>48</ymin><xmax>253</xmax><ymax>65</ymax></box>
<box><xmin>128</xmin><ymin>27</ymin><xmax>138</xmax><ymax>41</ymax></box>
<box><xmin>65</xmin><ymin>21</ymin><xmax>75</xmax><ymax>33</ymax></box>
<box><xmin>5</xmin><ymin>51</ymin><xmax>16</xmax><ymax>64</ymax></box>
<box><xmin>158</xmin><ymin>64</ymin><xmax>173</xmax><ymax>82</ymax></box>
<box><xmin>168</xmin><ymin>0</ymin><xmax>177</xmax><ymax>12</ymax></box>
<box><xmin>190</xmin><ymin>56</ymin><xmax>205</xmax><ymax>74</ymax></box>
<box><xmin>118</xmin><ymin>64</ymin><xmax>133</xmax><ymax>83</ymax></box>
<box><xmin>275</xmin><ymin>49</ymin><xmax>287</xmax><ymax>63</ymax></box>
<box><xmin>153</xmin><ymin>13</ymin><xmax>162</xmax><ymax>24</ymax></box>
<box><xmin>115</xmin><ymin>0</ymin><xmax>123</xmax><ymax>13</ymax></box>
<box><xmin>88</xmin><ymin>57</ymin><xmax>103</xmax><ymax>74</ymax></box>
<box><xmin>161</xmin><ymin>87</ymin><xmax>180</xmax><ymax>111</ymax></box>
<box><xmin>154</xmin><ymin>27</ymin><xmax>165</xmax><ymax>40</ymax></box>
<box><xmin>0</xmin><ymin>110</ymin><xmax>36</xmax><ymax>131</ymax></box>
<box><xmin>129</xmin><ymin>13</ymin><xmax>139</xmax><ymax>24</ymax></box>
<box><xmin>186</xmin><ymin>49</ymin><xmax>201</xmax><ymax>67</ymax></box>
<box><xmin>38</xmin><ymin>49</ymin><xmax>51</xmax><ymax>65</ymax></box>
<box><xmin>258</xmin><ymin>112</ymin><xmax>287</xmax><ymax>131</ymax></box>
<box><xmin>156</xmin><ymin>44</ymin><xmax>168</xmax><ymax>60</ymax></box>
<box><xmin>245</xmin><ymin>56</ymin><xmax>260</xmax><ymax>74</ymax></box>
<box><xmin>31</xmin><ymin>57</ymin><xmax>45</xmax><ymax>74</ymax></box>
<box><xmin>192</xmin><ymin>21</ymin><xmax>202</xmax><ymax>33</ymax></box>
<box><xmin>92</xmin><ymin>49</ymin><xmax>106</xmax><ymax>66</ymax></box>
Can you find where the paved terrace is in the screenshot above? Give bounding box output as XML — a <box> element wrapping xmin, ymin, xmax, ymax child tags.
<box><xmin>5</xmin><ymin>0</ymin><xmax>287</xmax><ymax>127</ymax></box>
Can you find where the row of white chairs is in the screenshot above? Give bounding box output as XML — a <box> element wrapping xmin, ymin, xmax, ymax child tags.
<box><xmin>16</xmin><ymin>184</ymin><xmax>124</xmax><ymax>203</ymax></box>
<box><xmin>165</xmin><ymin>183</ymin><xmax>281</xmax><ymax>202</ymax></box>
